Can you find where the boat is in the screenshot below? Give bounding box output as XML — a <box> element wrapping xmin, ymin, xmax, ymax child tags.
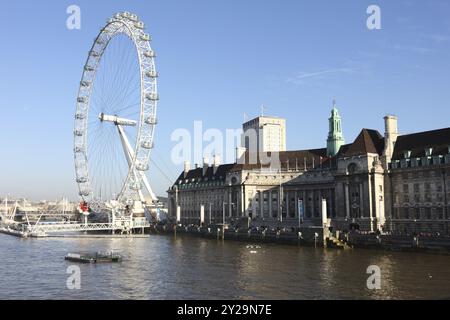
<box><xmin>0</xmin><ymin>226</ymin><xmax>28</xmax><ymax>238</ymax></box>
<box><xmin>64</xmin><ymin>251</ymin><xmax>122</xmax><ymax>263</ymax></box>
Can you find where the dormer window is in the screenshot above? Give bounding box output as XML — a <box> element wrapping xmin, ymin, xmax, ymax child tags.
<box><xmin>425</xmin><ymin>148</ymin><xmax>433</xmax><ymax>157</ymax></box>
<box><xmin>403</xmin><ymin>150</ymin><xmax>411</xmax><ymax>159</ymax></box>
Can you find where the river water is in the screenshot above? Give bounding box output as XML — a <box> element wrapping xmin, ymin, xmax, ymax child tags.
<box><xmin>1</xmin><ymin>233</ymin><xmax>450</xmax><ymax>300</ymax></box>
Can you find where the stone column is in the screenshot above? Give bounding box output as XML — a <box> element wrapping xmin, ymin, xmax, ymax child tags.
<box><xmin>285</xmin><ymin>190</ymin><xmax>289</xmax><ymax>219</ymax></box>
<box><xmin>269</xmin><ymin>190</ymin><xmax>273</xmax><ymax>219</ymax></box>
<box><xmin>241</xmin><ymin>185</ymin><xmax>245</xmax><ymax>217</ymax></box>
<box><xmin>312</xmin><ymin>190</ymin><xmax>316</xmax><ymax>218</ymax></box>
<box><xmin>345</xmin><ymin>183</ymin><xmax>350</xmax><ymax>219</ymax></box>
<box><xmin>260</xmin><ymin>191</ymin><xmax>264</xmax><ymax>218</ymax></box>
<box><xmin>359</xmin><ymin>183</ymin><xmax>364</xmax><ymax>218</ymax></box>
<box><xmin>303</xmin><ymin>190</ymin><xmax>307</xmax><ymax>218</ymax></box>
<box><xmin>228</xmin><ymin>188</ymin><xmax>232</xmax><ymax>218</ymax></box>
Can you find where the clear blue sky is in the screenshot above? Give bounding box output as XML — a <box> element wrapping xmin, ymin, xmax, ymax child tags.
<box><xmin>1</xmin><ymin>0</ymin><xmax>449</xmax><ymax>200</ymax></box>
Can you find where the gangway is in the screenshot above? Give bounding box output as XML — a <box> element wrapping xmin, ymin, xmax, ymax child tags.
<box><xmin>28</xmin><ymin>219</ymin><xmax>150</xmax><ymax>237</ymax></box>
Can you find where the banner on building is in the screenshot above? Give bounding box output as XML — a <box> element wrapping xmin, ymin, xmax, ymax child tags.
<box><xmin>298</xmin><ymin>199</ymin><xmax>304</xmax><ymax>225</ymax></box>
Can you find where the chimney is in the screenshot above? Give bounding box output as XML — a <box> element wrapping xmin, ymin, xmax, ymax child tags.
<box><xmin>213</xmin><ymin>154</ymin><xmax>221</xmax><ymax>174</ymax></box>
<box><xmin>383</xmin><ymin>115</ymin><xmax>398</xmax><ymax>167</ymax></box>
<box><xmin>183</xmin><ymin>161</ymin><xmax>190</xmax><ymax>178</ymax></box>
<box><xmin>202</xmin><ymin>156</ymin><xmax>209</xmax><ymax>176</ymax></box>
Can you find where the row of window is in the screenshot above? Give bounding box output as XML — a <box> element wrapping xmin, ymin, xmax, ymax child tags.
<box><xmin>396</xmin><ymin>182</ymin><xmax>446</xmax><ymax>194</ymax></box>
<box><xmin>393</xmin><ymin>169</ymin><xmax>449</xmax><ymax>180</ymax></box>
<box><xmin>394</xmin><ymin>193</ymin><xmax>447</xmax><ymax>203</ymax></box>
<box><xmin>392</xmin><ymin>207</ymin><xmax>448</xmax><ymax>220</ymax></box>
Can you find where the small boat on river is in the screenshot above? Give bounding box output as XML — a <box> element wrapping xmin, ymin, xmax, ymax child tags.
<box><xmin>65</xmin><ymin>251</ymin><xmax>122</xmax><ymax>263</ymax></box>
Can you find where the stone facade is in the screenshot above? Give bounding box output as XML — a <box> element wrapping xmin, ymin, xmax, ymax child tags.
<box><xmin>168</xmin><ymin>107</ymin><xmax>450</xmax><ymax>234</ymax></box>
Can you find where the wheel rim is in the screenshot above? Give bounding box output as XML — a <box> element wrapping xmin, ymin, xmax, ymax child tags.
<box><xmin>74</xmin><ymin>12</ymin><xmax>158</xmax><ymax>209</ymax></box>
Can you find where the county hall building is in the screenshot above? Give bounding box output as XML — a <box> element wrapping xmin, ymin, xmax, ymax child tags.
<box><xmin>168</xmin><ymin>103</ymin><xmax>450</xmax><ymax>234</ymax></box>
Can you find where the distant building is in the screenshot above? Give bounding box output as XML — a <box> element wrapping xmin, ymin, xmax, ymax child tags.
<box><xmin>168</xmin><ymin>103</ymin><xmax>450</xmax><ymax>234</ymax></box>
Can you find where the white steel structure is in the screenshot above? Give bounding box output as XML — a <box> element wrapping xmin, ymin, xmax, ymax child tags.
<box><xmin>74</xmin><ymin>12</ymin><xmax>159</xmax><ymax>211</ymax></box>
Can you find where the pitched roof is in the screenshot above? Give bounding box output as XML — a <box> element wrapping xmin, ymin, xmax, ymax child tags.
<box><xmin>392</xmin><ymin>127</ymin><xmax>450</xmax><ymax>160</ymax></box>
<box><xmin>341</xmin><ymin>129</ymin><xmax>385</xmax><ymax>157</ymax></box>
<box><xmin>232</xmin><ymin>148</ymin><xmax>330</xmax><ymax>171</ymax></box>
<box><xmin>175</xmin><ymin>163</ymin><xmax>235</xmax><ymax>184</ymax></box>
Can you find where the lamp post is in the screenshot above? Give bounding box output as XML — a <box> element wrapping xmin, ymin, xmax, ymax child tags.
<box><xmin>222</xmin><ymin>201</ymin><xmax>235</xmax><ymax>240</ymax></box>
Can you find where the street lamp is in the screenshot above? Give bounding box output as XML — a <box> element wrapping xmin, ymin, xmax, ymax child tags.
<box><xmin>222</xmin><ymin>201</ymin><xmax>235</xmax><ymax>240</ymax></box>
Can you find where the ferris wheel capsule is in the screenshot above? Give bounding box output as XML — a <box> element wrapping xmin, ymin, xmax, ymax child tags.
<box><xmin>145</xmin><ymin>93</ymin><xmax>159</xmax><ymax>101</ymax></box>
<box><xmin>140</xmin><ymin>33</ymin><xmax>151</xmax><ymax>41</ymax></box>
<box><xmin>145</xmin><ymin>70</ymin><xmax>158</xmax><ymax>78</ymax></box>
<box><xmin>130</xmin><ymin>182</ymin><xmax>142</xmax><ymax>191</ymax></box>
<box><xmin>143</xmin><ymin>50</ymin><xmax>156</xmax><ymax>58</ymax></box>
<box><xmin>90</xmin><ymin>50</ymin><xmax>100</xmax><ymax>57</ymax></box>
<box><xmin>141</xmin><ymin>141</ymin><xmax>154</xmax><ymax>149</ymax></box>
<box><xmin>75</xmin><ymin>113</ymin><xmax>85</xmax><ymax>119</ymax></box>
<box><xmin>135</xmin><ymin>21</ymin><xmax>144</xmax><ymax>29</ymax></box>
<box><xmin>74</xmin><ymin>146</ymin><xmax>85</xmax><ymax>153</ymax></box>
<box><xmin>79</xmin><ymin>190</ymin><xmax>91</xmax><ymax>197</ymax></box>
<box><xmin>145</xmin><ymin>116</ymin><xmax>157</xmax><ymax>125</ymax></box>
<box><xmin>136</xmin><ymin>162</ymin><xmax>149</xmax><ymax>171</ymax></box>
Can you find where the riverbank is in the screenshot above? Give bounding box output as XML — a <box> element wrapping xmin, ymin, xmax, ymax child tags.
<box><xmin>150</xmin><ymin>224</ymin><xmax>325</xmax><ymax>247</ymax></box>
<box><xmin>150</xmin><ymin>224</ymin><xmax>450</xmax><ymax>255</ymax></box>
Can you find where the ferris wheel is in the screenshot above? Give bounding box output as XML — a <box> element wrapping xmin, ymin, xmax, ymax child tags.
<box><xmin>73</xmin><ymin>12</ymin><xmax>158</xmax><ymax>211</ymax></box>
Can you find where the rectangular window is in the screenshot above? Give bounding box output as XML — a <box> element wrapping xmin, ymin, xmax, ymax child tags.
<box><xmin>426</xmin><ymin>207</ymin><xmax>432</xmax><ymax>220</ymax></box>
<box><xmin>415</xmin><ymin>208</ymin><xmax>421</xmax><ymax>219</ymax></box>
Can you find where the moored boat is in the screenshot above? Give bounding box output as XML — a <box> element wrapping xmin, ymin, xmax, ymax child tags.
<box><xmin>65</xmin><ymin>251</ymin><xmax>122</xmax><ymax>263</ymax></box>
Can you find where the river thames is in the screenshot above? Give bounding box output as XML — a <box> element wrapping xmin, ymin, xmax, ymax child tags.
<box><xmin>1</xmin><ymin>233</ymin><xmax>450</xmax><ymax>300</ymax></box>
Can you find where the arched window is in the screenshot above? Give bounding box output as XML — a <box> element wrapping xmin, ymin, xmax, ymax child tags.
<box><xmin>347</xmin><ymin>163</ymin><xmax>358</xmax><ymax>174</ymax></box>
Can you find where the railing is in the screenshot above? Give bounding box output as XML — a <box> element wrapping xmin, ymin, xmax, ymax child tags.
<box><xmin>31</xmin><ymin>219</ymin><xmax>150</xmax><ymax>234</ymax></box>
